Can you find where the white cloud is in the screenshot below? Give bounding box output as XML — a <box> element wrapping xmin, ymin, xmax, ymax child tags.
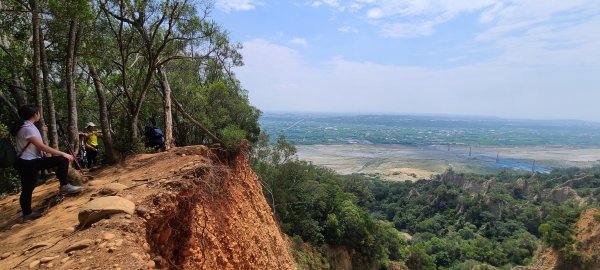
<box><xmin>366</xmin><ymin>8</ymin><xmax>384</xmax><ymax>19</ymax></box>
<box><xmin>311</xmin><ymin>0</ymin><xmax>340</xmax><ymax>9</ymax></box>
<box><xmin>338</xmin><ymin>26</ymin><xmax>359</xmax><ymax>33</ymax></box>
<box><xmin>289</xmin><ymin>38</ymin><xmax>308</xmax><ymax>46</ymax></box>
<box><xmin>216</xmin><ymin>0</ymin><xmax>260</xmax><ymax>12</ymax></box>
<box><xmin>236</xmin><ymin>38</ymin><xmax>600</xmax><ymax>120</ymax></box>
<box><xmin>311</xmin><ymin>0</ymin><xmax>600</xmax><ymax>43</ymax></box>
<box><xmin>380</xmin><ymin>21</ymin><xmax>435</xmax><ymax>38</ymax></box>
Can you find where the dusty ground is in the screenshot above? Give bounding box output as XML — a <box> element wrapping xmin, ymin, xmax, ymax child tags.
<box><xmin>296</xmin><ymin>144</ymin><xmax>600</xmax><ymax>181</ymax></box>
<box><xmin>0</xmin><ymin>145</ymin><xmax>294</xmax><ymax>270</ymax></box>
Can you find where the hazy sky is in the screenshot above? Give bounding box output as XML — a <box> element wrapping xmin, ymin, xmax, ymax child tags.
<box><xmin>212</xmin><ymin>0</ymin><xmax>600</xmax><ymax>121</ymax></box>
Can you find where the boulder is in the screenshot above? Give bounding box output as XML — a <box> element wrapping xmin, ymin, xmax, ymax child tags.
<box><xmin>95</xmin><ymin>183</ymin><xmax>127</xmax><ymax>196</ymax></box>
<box><xmin>65</xmin><ymin>239</ymin><xmax>93</xmax><ymax>253</ymax></box>
<box><xmin>29</xmin><ymin>260</ymin><xmax>40</xmax><ymax>269</ymax></box>
<box><xmin>40</xmin><ymin>255</ymin><xmax>59</xmax><ymax>263</ymax></box>
<box><xmin>78</xmin><ymin>196</ymin><xmax>135</xmax><ymax>226</ymax></box>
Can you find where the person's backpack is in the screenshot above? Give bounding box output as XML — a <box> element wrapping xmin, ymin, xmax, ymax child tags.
<box><xmin>150</xmin><ymin>128</ymin><xmax>164</xmax><ymax>143</ymax></box>
<box><xmin>0</xmin><ymin>138</ymin><xmax>29</xmax><ymax>168</ymax></box>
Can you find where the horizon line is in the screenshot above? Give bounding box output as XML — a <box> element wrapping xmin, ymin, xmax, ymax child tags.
<box><xmin>260</xmin><ymin>110</ymin><xmax>600</xmax><ymax>125</ymax></box>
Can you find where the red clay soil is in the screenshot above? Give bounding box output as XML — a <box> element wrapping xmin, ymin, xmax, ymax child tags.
<box><xmin>0</xmin><ymin>143</ymin><xmax>295</xmax><ymax>270</ymax></box>
<box><xmin>146</xmin><ymin>142</ymin><xmax>295</xmax><ymax>269</ymax></box>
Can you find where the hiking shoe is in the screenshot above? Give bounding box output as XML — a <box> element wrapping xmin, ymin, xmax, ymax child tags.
<box><xmin>60</xmin><ymin>184</ymin><xmax>83</xmax><ymax>194</ymax></box>
<box><xmin>22</xmin><ymin>212</ymin><xmax>42</xmax><ymax>222</ymax></box>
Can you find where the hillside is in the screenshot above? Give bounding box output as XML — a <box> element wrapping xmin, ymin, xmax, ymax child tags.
<box><xmin>523</xmin><ymin>208</ymin><xmax>600</xmax><ymax>270</ymax></box>
<box><xmin>0</xmin><ymin>143</ymin><xmax>295</xmax><ymax>269</ymax></box>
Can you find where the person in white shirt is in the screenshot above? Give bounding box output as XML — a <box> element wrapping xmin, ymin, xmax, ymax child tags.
<box><xmin>11</xmin><ymin>105</ymin><xmax>82</xmax><ymax>222</ymax></box>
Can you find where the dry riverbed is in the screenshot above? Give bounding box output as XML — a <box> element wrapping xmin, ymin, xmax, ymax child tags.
<box><xmin>296</xmin><ymin>144</ymin><xmax>600</xmax><ymax>181</ymax></box>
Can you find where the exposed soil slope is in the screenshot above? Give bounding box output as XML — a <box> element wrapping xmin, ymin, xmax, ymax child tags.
<box><xmin>0</xmin><ymin>143</ymin><xmax>295</xmax><ymax>269</ymax></box>
<box><xmin>523</xmin><ymin>208</ymin><xmax>600</xmax><ymax>270</ymax></box>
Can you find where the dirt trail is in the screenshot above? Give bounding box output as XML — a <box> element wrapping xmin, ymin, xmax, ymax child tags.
<box><xmin>0</xmin><ymin>143</ymin><xmax>295</xmax><ymax>269</ymax></box>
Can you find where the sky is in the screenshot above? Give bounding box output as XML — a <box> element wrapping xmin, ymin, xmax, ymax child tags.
<box><xmin>211</xmin><ymin>0</ymin><xmax>600</xmax><ymax>121</ymax></box>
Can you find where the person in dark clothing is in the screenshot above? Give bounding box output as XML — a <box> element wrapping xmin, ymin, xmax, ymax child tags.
<box><xmin>143</xmin><ymin>126</ymin><xmax>165</xmax><ymax>151</ymax></box>
<box><xmin>12</xmin><ymin>105</ymin><xmax>82</xmax><ymax>222</ymax></box>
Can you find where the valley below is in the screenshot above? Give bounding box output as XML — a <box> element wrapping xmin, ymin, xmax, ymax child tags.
<box><xmin>297</xmin><ymin>144</ymin><xmax>600</xmax><ymax>181</ymax></box>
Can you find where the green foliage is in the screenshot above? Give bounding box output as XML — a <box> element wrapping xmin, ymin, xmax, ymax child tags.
<box><xmin>343</xmin><ymin>168</ymin><xmax>600</xmax><ymax>269</ymax></box>
<box><xmin>406</xmin><ymin>246</ymin><xmax>436</xmax><ymax>270</ymax></box>
<box><xmin>0</xmin><ymin>122</ymin><xmax>19</xmax><ymax>197</ymax></box>
<box><xmin>539</xmin><ymin>203</ymin><xmax>581</xmax><ymax>249</ymax></box>
<box><xmin>218</xmin><ymin>125</ymin><xmax>247</xmax><ymax>151</ymax></box>
<box><xmin>556</xmin><ymin>249</ymin><xmax>593</xmax><ymax>270</ymax></box>
<box><xmin>251</xmin><ymin>134</ymin><xmax>407</xmax><ymax>268</ymax></box>
<box><xmin>0</xmin><ymin>123</ymin><xmax>8</xmax><ymax>139</ymax></box>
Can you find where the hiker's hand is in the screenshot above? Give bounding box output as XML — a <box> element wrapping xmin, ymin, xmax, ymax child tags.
<box><xmin>61</xmin><ymin>153</ymin><xmax>75</xmax><ymax>162</ymax></box>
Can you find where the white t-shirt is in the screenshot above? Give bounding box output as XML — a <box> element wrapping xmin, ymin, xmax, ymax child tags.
<box><xmin>16</xmin><ymin>121</ymin><xmax>42</xmax><ymax>160</ymax></box>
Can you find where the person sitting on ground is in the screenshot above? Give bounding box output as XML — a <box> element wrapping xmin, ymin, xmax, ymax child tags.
<box><xmin>11</xmin><ymin>105</ymin><xmax>83</xmax><ymax>222</ymax></box>
<box><xmin>83</xmin><ymin>122</ymin><xmax>102</xmax><ymax>168</ymax></box>
<box><xmin>143</xmin><ymin>125</ymin><xmax>165</xmax><ymax>152</ymax></box>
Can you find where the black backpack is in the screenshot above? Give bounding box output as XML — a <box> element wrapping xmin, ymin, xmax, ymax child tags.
<box><xmin>0</xmin><ymin>138</ymin><xmax>30</xmax><ymax>168</ymax></box>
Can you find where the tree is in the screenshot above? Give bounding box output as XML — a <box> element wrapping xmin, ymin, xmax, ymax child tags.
<box><xmin>99</xmin><ymin>0</ymin><xmax>216</xmax><ymax>144</ymax></box>
<box><xmin>88</xmin><ymin>64</ymin><xmax>119</xmax><ymax>164</ymax></box>
<box><xmin>156</xmin><ymin>65</ymin><xmax>174</xmax><ymax>149</ymax></box>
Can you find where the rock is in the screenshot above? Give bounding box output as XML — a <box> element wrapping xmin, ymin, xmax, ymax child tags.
<box><xmin>46</xmin><ymin>263</ymin><xmax>54</xmax><ymax>268</ymax></box>
<box><xmin>79</xmin><ymin>258</ymin><xmax>86</xmax><ymax>263</ymax></box>
<box><xmin>147</xmin><ymin>260</ymin><xmax>156</xmax><ymax>268</ymax></box>
<box><xmin>29</xmin><ymin>260</ymin><xmax>40</xmax><ymax>268</ymax></box>
<box><xmin>27</xmin><ymin>242</ymin><xmax>51</xmax><ymax>251</ymax></box>
<box><xmin>131</xmin><ymin>253</ymin><xmax>139</xmax><ymax>259</ymax></box>
<box><xmin>62</xmin><ymin>227</ymin><xmax>76</xmax><ymax>237</ymax></box>
<box><xmin>550</xmin><ymin>187</ymin><xmax>583</xmax><ymax>204</ymax></box>
<box><xmin>96</xmin><ymin>183</ymin><xmax>127</xmax><ymax>196</ymax></box>
<box><xmin>135</xmin><ymin>206</ymin><xmax>148</xmax><ymax>216</ymax></box>
<box><xmin>61</xmin><ymin>257</ymin><xmax>70</xmax><ymax>264</ymax></box>
<box><xmin>65</xmin><ymin>239</ymin><xmax>93</xmax><ymax>253</ymax></box>
<box><xmin>40</xmin><ymin>255</ymin><xmax>59</xmax><ymax>263</ymax></box>
<box><xmin>88</xmin><ymin>180</ymin><xmax>109</xmax><ymax>187</ymax></box>
<box><xmin>103</xmin><ymin>233</ymin><xmax>116</xmax><ymax>240</ymax></box>
<box><xmin>181</xmin><ymin>249</ymin><xmax>193</xmax><ymax>257</ymax></box>
<box><xmin>78</xmin><ymin>196</ymin><xmax>135</xmax><ymax>226</ymax></box>
<box><xmin>1</xmin><ymin>252</ymin><xmax>11</xmax><ymax>259</ymax></box>
<box><xmin>115</xmin><ymin>239</ymin><xmax>124</xmax><ymax>247</ymax></box>
<box><xmin>99</xmin><ymin>242</ymin><xmax>107</xmax><ymax>248</ymax></box>
<box><xmin>143</xmin><ymin>243</ymin><xmax>150</xmax><ymax>252</ymax></box>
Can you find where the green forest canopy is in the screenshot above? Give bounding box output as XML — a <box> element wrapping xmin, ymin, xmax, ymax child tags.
<box><xmin>0</xmin><ymin>0</ymin><xmax>260</xmax><ymax>157</ymax></box>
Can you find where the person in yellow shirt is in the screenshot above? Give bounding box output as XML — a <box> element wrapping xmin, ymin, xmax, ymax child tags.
<box><xmin>83</xmin><ymin>122</ymin><xmax>101</xmax><ymax>168</ymax></box>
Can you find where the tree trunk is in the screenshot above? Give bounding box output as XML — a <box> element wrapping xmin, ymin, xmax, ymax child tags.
<box><xmin>157</xmin><ymin>65</ymin><xmax>174</xmax><ymax>149</ymax></box>
<box><xmin>89</xmin><ymin>64</ymin><xmax>119</xmax><ymax>164</ymax></box>
<box><xmin>29</xmin><ymin>0</ymin><xmax>48</xmax><ymax>144</ymax></box>
<box><xmin>65</xmin><ymin>20</ymin><xmax>79</xmax><ymax>153</ymax></box>
<box><xmin>40</xmin><ymin>29</ymin><xmax>58</xmax><ymax>149</ymax></box>
<box><xmin>130</xmin><ymin>116</ymin><xmax>139</xmax><ymax>145</ymax></box>
<box><xmin>170</xmin><ymin>92</ymin><xmax>223</xmax><ymax>145</ymax></box>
